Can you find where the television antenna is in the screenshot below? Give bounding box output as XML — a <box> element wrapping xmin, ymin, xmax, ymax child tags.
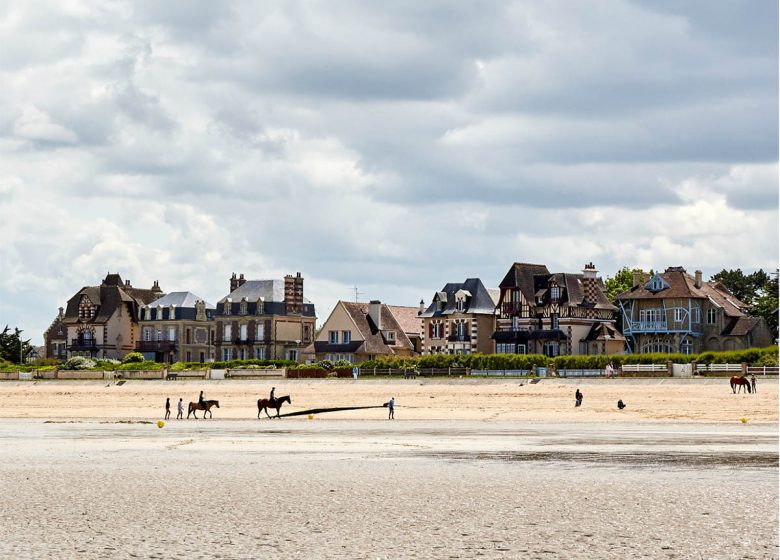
<box><xmin>353</xmin><ymin>286</ymin><xmax>363</xmax><ymax>303</ymax></box>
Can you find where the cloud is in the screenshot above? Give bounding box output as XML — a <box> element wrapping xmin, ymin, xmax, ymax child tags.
<box><xmin>0</xmin><ymin>0</ymin><xmax>776</xmax><ymax>345</ymax></box>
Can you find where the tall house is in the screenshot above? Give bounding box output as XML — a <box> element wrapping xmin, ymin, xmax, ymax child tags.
<box><xmin>616</xmin><ymin>267</ymin><xmax>773</xmax><ymax>354</ymax></box>
<box><xmin>493</xmin><ymin>262</ymin><xmax>623</xmax><ymax>357</ymax></box>
<box><xmin>42</xmin><ymin>307</ymin><xmax>68</xmax><ymax>360</ymax></box>
<box><xmin>419</xmin><ymin>278</ymin><xmax>499</xmax><ymax>355</ymax></box>
<box><xmin>138</xmin><ymin>292</ymin><xmax>216</xmax><ymax>364</ymax></box>
<box><xmin>61</xmin><ymin>273</ymin><xmax>164</xmax><ymax>360</ymax></box>
<box><xmin>214</xmin><ymin>272</ymin><xmax>316</xmax><ymax>362</ymax></box>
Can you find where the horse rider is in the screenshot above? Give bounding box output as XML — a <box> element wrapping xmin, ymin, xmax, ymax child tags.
<box><xmin>270</xmin><ymin>387</ymin><xmax>276</xmax><ymax>406</ymax></box>
<box><xmin>198</xmin><ymin>390</ymin><xmax>205</xmax><ymax>408</ymax></box>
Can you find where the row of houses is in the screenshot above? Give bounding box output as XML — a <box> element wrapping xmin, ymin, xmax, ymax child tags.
<box><xmin>42</xmin><ymin>263</ymin><xmax>773</xmax><ymax>364</ymax></box>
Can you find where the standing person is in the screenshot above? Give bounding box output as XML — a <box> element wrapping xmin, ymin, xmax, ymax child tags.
<box><xmin>388</xmin><ymin>397</ymin><xmax>395</xmax><ymax>420</ymax></box>
<box><xmin>164</xmin><ymin>397</ymin><xmax>171</xmax><ymax>420</ymax></box>
<box><xmin>750</xmin><ymin>374</ymin><xmax>757</xmax><ymax>394</ymax></box>
<box><xmin>177</xmin><ymin>398</ymin><xmax>184</xmax><ymax>419</ymax></box>
<box><xmin>575</xmin><ymin>388</ymin><xmax>583</xmax><ymax>407</ymax></box>
<box><xmin>605</xmin><ymin>362</ymin><xmax>614</xmax><ymax>378</ymax></box>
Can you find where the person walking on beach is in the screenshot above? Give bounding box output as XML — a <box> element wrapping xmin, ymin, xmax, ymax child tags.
<box><xmin>177</xmin><ymin>398</ymin><xmax>184</xmax><ymax>419</ymax></box>
<box><xmin>388</xmin><ymin>397</ymin><xmax>395</xmax><ymax>420</ymax></box>
<box><xmin>605</xmin><ymin>362</ymin><xmax>614</xmax><ymax>378</ymax></box>
<box><xmin>575</xmin><ymin>389</ymin><xmax>583</xmax><ymax>407</ymax></box>
<box><xmin>164</xmin><ymin>397</ymin><xmax>171</xmax><ymax>420</ymax></box>
<box><xmin>750</xmin><ymin>374</ymin><xmax>756</xmax><ymax>394</ymax></box>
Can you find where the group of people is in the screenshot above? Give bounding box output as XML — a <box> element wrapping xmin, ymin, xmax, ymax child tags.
<box><xmin>164</xmin><ymin>397</ymin><xmax>185</xmax><ymax>420</ymax></box>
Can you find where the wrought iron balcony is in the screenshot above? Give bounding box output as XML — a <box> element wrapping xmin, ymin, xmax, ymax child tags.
<box><xmin>69</xmin><ymin>338</ymin><xmax>101</xmax><ymax>351</ymax></box>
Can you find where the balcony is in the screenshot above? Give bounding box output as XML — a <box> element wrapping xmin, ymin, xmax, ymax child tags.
<box><xmin>447</xmin><ymin>334</ymin><xmax>470</xmax><ymax>342</ymax></box>
<box><xmin>69</xmin><ymin>338</ymin><xmax>101</xmax><ymax>351</ymax></box>
<box><xmin>136</xmin><ymin>340</ymin><xmax>177</xmax><ymax>352</ymax></box>
<box><xmin>502</xmin><ymin>302</ymin><xmax>521</xmax><ymax>315</ymax></box>
<box><xmin>627</xmin><ymin>321</ymin><xmax>702</xmax><ymax>334</ymax></box>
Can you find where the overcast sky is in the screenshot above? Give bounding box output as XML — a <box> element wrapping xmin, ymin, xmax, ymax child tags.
<box><xmin>1</xmin><ymin>0</ymin><xmax>777</xmax><ymax>345</ymax></box>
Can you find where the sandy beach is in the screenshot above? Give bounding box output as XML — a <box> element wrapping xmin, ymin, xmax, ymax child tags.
<box><xmin>0</xmin><ymin>379</ymin><xmax>777</xmax><ymax>559</ymax></box>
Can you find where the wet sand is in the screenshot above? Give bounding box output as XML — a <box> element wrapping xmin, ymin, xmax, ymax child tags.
<box><xmin>0</xmin><ymin>380</ymin><xmax>777</xmax><ymax>558</ymax></box>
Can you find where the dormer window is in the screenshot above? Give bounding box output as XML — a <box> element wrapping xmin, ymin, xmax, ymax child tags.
<box><xmin>455</xmin><ymin>299</ymin><xmax>464</xmax><ymax>312</ymax></box>
<box><xmin>78</xmin><ymin>297</ymin><xmax>95</xmax><ymax>320</ymax></box>
<box><xmin>646</xmin><ymin>274</ymin><xmax>669</xmax><ymax>293</ymax></box>
<box><xmin>223</xmin><ymin>300</ymin><xmax>231</xmax><ymax>315</ymax></box>
<box><xmin>169</xmin><ymin>305</ymin><xmax>176</xmax><ymax>320</ymax></box>
<box><xmin>156</xmin><ymin>306</ymin><xmax>164</xmax><ymax>320</ymax></box>
<box><xmin>550</xmin><ymin>286</ymin><xmax>561</xmax><ymax>302</ymax></box>
<box><xmin>239</xmin><ymin>298</ymin><xmax>248</xmax><ymax>315</ymax></box>
<box><xmin>256</xmin><ymin>299</ymin><xmax>264</xmax><ymax>315</ymax></box>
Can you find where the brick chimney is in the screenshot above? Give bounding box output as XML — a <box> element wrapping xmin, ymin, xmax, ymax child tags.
<box><xmin>238</xmin><ymin>273</ymin><xmax>246</xmax><ymax>287</ymax></box>
<box><xmin>694</xmin><ymin>270</ymin><xmax>702</xmax><ymax>289</ymax></box>
<box><xmin>581</xmin><ymin>263</ymin><xmax>598</xmax><ymax>305</ymax></box>
<box><xmin>632</xmin><ymin>270</ymin><xmax>643</xmax><ymax>288</ymax></box>
<box><xmin>418</xmin><ymin>299</ymin><xmax>425</xmax><ymax>316</ymax></box>
<box><xmin>368</xmin><ymin>300</ymin><xmax>382</xmax><ymax>329</ymax></box>
<box><xmin>284</xmin><ymin>273</ymin><xmax>304</xmax><ymax>314</ymax></box>
<box><xmin>151</xmin><ymin>280</ymin><xmax>163</xmax><ymax>299</ymax></box>
<box><xmin>230</xmin><ymin>273</ymin><xmax>239</xmax><ymax>292</ymax></box>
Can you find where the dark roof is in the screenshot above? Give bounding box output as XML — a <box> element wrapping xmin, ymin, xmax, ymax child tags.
<box><xmin>722</xmin><ymin>316</ymin><xmax>761</xmax><ymax>337</ymax></box>
<box><xmin>499</xmin><ymin>263</ymin><xmax>551</xmax><ymax>300</ymax></box>
<box><xmin>420</xmin><ymin>278</ymin><xmax>498</xmax><ymax>317</ymax></box>
<box><xmin>582</xmin><ymin>322</ymin><xmax>626</xmax><ymax>342</ymax></box>
<box><xmin>500</xmin><ymin>263</ymin><xmax>615</xmax><ymax>311</ymax></box>
<box><xmin>63</xmin><ymin>276</ymin><xmax>162</xmax><ymax>324</ymax></box>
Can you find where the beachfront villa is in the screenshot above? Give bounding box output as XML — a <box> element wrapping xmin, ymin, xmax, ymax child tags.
<box><xmin>59</xmin><ymin>273</ymin><xmax>164</xmax><ymax>360</ymax></box>
<box><xmin>42</xmin><ymin>307</ymin><xmax>68</xmax><ymax>360</ymax></box>
<box><xmin>492</xmin><ymin>262</ymin><xmax>624</xmax><ymax>357</ymax></box>
<box><xmin>419</xmin><ymin>278</ymin><xmax>500</xmax><ymax>355</ymax></box>
<box><xmin>214</xmin><ymin>272</ymin><xmax>316</xmax><ymax>363</ymax></box>
<box><xmin>616</xmin><ymin>267</ymin><xmax>773</xmax><ymax>354</ymax></box>
<box><xmin>308</xmin><ymin>300</ymin><xmax>420</xmax><ymax>363</ymax></box>
<box><xmin>137</xmin><ymin>292</ymin><xmax>216</xmax><ymax>364</ymax></box>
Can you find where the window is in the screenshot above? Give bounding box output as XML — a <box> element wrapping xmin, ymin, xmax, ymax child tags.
<box><xmin>550</xmin><ymin>286</ymin><xmax>561</xmax><ymax>302</ymax></box>
<box><xmin>255</xmin><ymin>347</ymin><xmax>266</xmax><ymax>360</ymax></box>
<box><xmin>239</xmin><ymin>299</ymin><xmax>248</xmax><ymax>315</ymax></box>
<box><xmin>186</xmin><ymin>329</ymin><xmax>191</xmax><ymax>344</ymax></box>
<box><xmin>257</xmin><ymin>323</ymin><xmax>265</xmax><ymax>341</ymax></box>
<box><xmin>707</xmin><ymin>308</ymin><xmax>717</xmax><ymax>324</ymax></box>
<box><xmin>240</xmin><ymin>324</ymin><xmax>248</xmax><ymax>341</ymax></box>
<box><xmin>680</xmin><ymin>339</ymin><xmax>693</xmax><ymax>355</ymax></box>
<box><xmin>168</xmin><ymin>327</ymin><xmax>176</xmax><ymax>341</ymax></box>
<box><xmin>543</xmin><ymin>341</ymin><xmax>560</xmax><ymax>357</ymax></box>
<box><xmin>156</xmin><ymin>329</ymin><xmax>163</xmax><ymax>342</ymax></box>
<box><xmin>456</xmin><ymin>322</ymin><xmax>465</xmax><ymax>338</ymax></box>
<box><xmin>432</xmin><ymin>322</ymin><xmax>442</xmax><ymax>339</ymax></box>
<box><xmin>199</xmin><ymin>352</ymin><xmax>205</xmax><ymax>363</ymax></box>
<box><xmin>691</xmin><ymin>307</ymin><xmax>701</xmax><ymax>324</ymax></box>
<box><xmin>143</xmin><ymin>328</ymin><xmax>153</xmax><ymax>342</ymax></box>
<box><xmin>239</xmin><ymin>348</ymin><xmax>248</xmax><ymax>360</ymax></box>
<box><xmin>517</xmin><ymin>344</ymin><xmax>527</xmax><ymax>354</ymax></box>
<box><xmin>455</xmin><ymin>299</ymin><xmax>464</xmax><ymax>312</ymax></box>
<box><xmin>185</xmin><ymin>351</ymin><xmax>191</xmax><ymax>362</ymax></box>
<box><xmin>223</xmin><ymin>301</ymin><xmax>231</xmax><ymax>315</ymax></box>
<box><xmin>169</xmin><ymin>306</ymin><xmax>176</xmax><ymax>320</ymax></box>
<box><xmin>287</xmin><ymin>349</ymin><xmax>299</xmax><ymax>361</ymax></box>
<box><xmin>329</xmin><ymin>330</ymin><xmax>338</xmax><ymax>344</ymax></box>
<box><xmin>496</xmin><ymin>343</ymin><xmax>513</xmax><ymax>354</ymax></box>
<box><xmin>385</xmin><ymin>330</ymin><xmax>396</xmax><ymax>342</ymax></box>
<box><xmin>256</xmin><ymin>300</ymin><xmax>264</xmax><ymax>315</ymax></box>
<box><xmin>303</xmin><ymin>325</ymin><xmax>311</xmax><ymax>342</ymax></box>
<box><xmin>222</xmin><ymin>348</ymin><xmax>231</xmax><ymax>361</ymax></box>
<box><xmin>342</xmin><ymin>331</ymin><xmax>351</xmax><ymax>344</ymax></box>
<box><xmin>551</xmin><ymin>314</ymin><xmax>559</xmax><ymax>330</ymax></box>
<box><xmin>673</xmin><ymin>308</ymin><xmax>684</xmax><ymax>323</ymax></box>
<box><xmin>157</xmin><ymin>307</ymin><xmax>164</xmax><ymax>320</ymax></box>
<box><xmin>512</xmin><ymin>316</ymin><xmax>520</xmax><ymax>331</ymax></box>
<box><xmin>224</xmin><ymin>324</ymin><xmax>232</xmax><ymax>341</ymax></box>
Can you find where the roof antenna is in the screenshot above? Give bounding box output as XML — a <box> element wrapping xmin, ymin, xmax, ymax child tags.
<box><xmin>353</xmin><ymin>286</ymin><xmax>363</xmax><ymax>303</ymax></box>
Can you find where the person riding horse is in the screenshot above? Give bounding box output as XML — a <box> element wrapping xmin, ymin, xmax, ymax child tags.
<box><xmin>198</xmin><ymin>390</ymin><xmax>205</xmax><ymax>407</ymax></box>
<box><xmin>270</xmin><ymin>387</ymin><xmax>276</xmax><ymax>406</ymax></box>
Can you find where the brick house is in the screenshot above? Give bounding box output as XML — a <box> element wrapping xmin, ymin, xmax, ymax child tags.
<box><xmin>616</xmin><ymin>267</ymin><xmax>773</xmax><ymax>354</ymax></box>
<box><xmin>493</xmin><ymin>262</ymin><xmax>624</xmax><ymax>357</ymax></box>
<box><xmin>310</xmin><ymin>300</ymin><xmax>419</xmax><ymax>363</ymax></box>
<box><xmin>214</xmin><ymin>272</ymin><xmax>316</xmax><ymax>362</ymax></box>
<box><xmin>60</xmin><ymin>273</ymin><xmax>164</xmax><ymax>360</ymax></box>
<box><xmin>419</xmin><ymin>278</ymin><xmax>499</xmax><ymax>355</ymax></box>
<box><xmin>42</xmin><ymin>307</ymin><xmax>68</xmax><ymax>360</ymax></box>
<box><xmin>138</xmin><ymin>292</ymin><xmax>216</xmax><ymax>363</ymax></box>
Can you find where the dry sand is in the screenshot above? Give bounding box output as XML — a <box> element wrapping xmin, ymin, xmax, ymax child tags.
<box><xmin>0</xmin><ymin>379</ymin><xmax>777</xmax><ymax>559</ymax></box>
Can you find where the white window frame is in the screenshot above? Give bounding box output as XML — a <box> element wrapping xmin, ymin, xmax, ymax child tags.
<box><xmin>257</xmin><ymin>323</ymin><xmax>265</xmax><ymax>340</ymax></box>
<box><xmin>691</xmin><ymin>307</ymin><xmax>701</xmax><ymax>324</ymax></box>
<box><xmin>673</xmin><ymin>308</ymin><xmax>684</xmax><ymax>323</ymax></box>
<box><xmin>240</xmin><ymin>324</ymin><xmax>248</xmax><ymax>341</ymax></box>
<box><xmin>342</xmin><ymin>330</ymin><xmax>351</xmax><ymax>344</ymax></box>
<box><xmin>550</xmin><ymin>286</ymin><xmax>561</xmax><ymax>302</ymax></box>
<box><xmin>168</xmin><ymin>327</ymin><xmax>176</xmax><ymax>341</ymax></box>
<box><xmin>329</xmin><ymin>330</ymin><xmax>338</xmax><ymax>344</ymax></box>
<box><xmin>156</xmin><ymin>329</ymin><xmax>163</xmax><ymax>342</ymax></box>
<box><xmin>255</xmin><ymin>347</ymin><xmax>265</xmax><ymax>360</ymax></box>
<box><xmin>224</xmin><ymin>324</ymin><xmax>232</xmax><ymax>341</ymax></box>
<box><xmin>707</xmin><ymin>308</ymin><xmax>717</xmax><ymax>324</ymax></box>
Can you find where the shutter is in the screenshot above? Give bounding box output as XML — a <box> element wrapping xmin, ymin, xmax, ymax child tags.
<box><xmin>216</xmin><ymin>321</ymin><xmax>223</xmax><ymax>343</ymax></box>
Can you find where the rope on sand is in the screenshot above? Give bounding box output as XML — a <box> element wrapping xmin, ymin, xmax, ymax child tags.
<box><xmin>277</xmin><ymin>405</ymin><xmax>387</xmax><ymax>418</ymax></box>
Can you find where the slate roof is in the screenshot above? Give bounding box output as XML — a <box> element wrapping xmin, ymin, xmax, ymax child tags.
<box><xmin>500</xmin><ymin>264</ymin><xmax>615</xmax><ymax>311</ymax></box>
<box><xmin>722</xmin><ymin>316</ymin><xmax>761</xmax><ymax>337</ymax></box>
<box><xmin>615</xmin><ymin>267</ymin><xmax>749</xmax><ymax>317</ymax></box>
<box><xmin>63</xmin><ymin>274</ymin><xmax>162</xmax><ymax>324</ymax></box>
<box><xmin>218</xmin><ymin>279</ymin><xmax>313</xmax><ymax>304</ymax></box>
<box><xmin>499</xmin><ymin>263</ymin><xmax>551</xmax><ymax>301</ymax></box>
<box><xmin>419</xmin><ymin>278</ymin><xmax>498</xmax><ymax>317</ymax></box>
<box><xmin>145</xmin><ymin>291</ymin><xmax>215</xmax><ymax>309</ymax></box>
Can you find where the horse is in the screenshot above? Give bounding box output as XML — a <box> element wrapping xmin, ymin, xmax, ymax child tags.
<box><xmin>257</xmin><ymin>395</ymin><xmax>291</xmax><ymax>419</ymax></box>
<box><xmin>730</xmin><ymin>376</ymin><xmax>752</xmax><ymax>394</ymax></box>
<box><xmin>188</xmin><ymin>400</ymin><xmax>220</xmax><ymax>419</ymax></box>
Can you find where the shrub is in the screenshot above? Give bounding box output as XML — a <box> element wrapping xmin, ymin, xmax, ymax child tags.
<box><xmin>121</xmin><ymin>352</ymin><xmax>145</xmax><ymax>364</ymax></box>
<box><xmin>116</xmin><ymin>360</ymin><xmax>163</xmax><ymax>371</ymax></box>
<box><xmin>62</xmin><ymin>356</ymin><xmax>97</xmax><ymax>370</ymax></box>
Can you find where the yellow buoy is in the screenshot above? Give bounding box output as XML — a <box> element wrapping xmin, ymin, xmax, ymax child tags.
<box><xmin>740</xmin><ymin>418</ymin><xmax>748</xmax><ymax>424</ymax></box>
<box><xmin>307</xmin><ymin>414</ymin><xmax>314</xmax><ymax>420</ymax></box>
<box><xmin>157</xmin><ymin>420</ymin><xmax>165</xmax><ymax>428</ymax></box>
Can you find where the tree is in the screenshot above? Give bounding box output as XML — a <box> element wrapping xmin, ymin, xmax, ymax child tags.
<box><xmin>604</xmin><ymin>267</ymin><xmax>645</xmax><ymax>305</ymax></box>
<box><xmin>0</xmin><ymin>326</ymin><xmax>33</xmax><ymax>365</ymax></box>
<box><xmin>752</xmin><ymin>270</ymin><xmax>779</xmax><ymax>342</ymax></box>
<box><xmin>710</xmin><ymin>268</ymin><xmax>770</xmax><ymax>307</ymax></box>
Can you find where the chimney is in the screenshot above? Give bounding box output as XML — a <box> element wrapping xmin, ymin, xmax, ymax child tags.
<box><xmin>230</xmin><ymin>273</ymin><xmax>239</xmax><ymax>292</ymax></box>
<box><xmin>125</xmin><ymin>280</ymin><xmax>131</xmax><ymax>287</ymax></box>
<box><xmin>151</xmin><ymin>280</ymin><xmax>163</xmax><ymax>298</ymax></box>
<box><xmin>238</xmin><ymin>273</ymin><xmax>246</xmax><ymax>287</ymax></box>
<box><xmin>632</xmin><ymin>270</ymin><xmax>643</xmax><ymax>288</ymax></box>
<box><xmin>58</xmin><ymin>306</ymin><xmax>64</xmax><ymax>319</ymax></box>
<box><xmin>581</xmin><ymin>263</ymin><xmax>598</xmax><ymax>304</ymax></box>
<box><xmin>368</xmin><ymin>300</ymin><xmax>382</xmax><ymax>329</ymax></box>
<box><xmin>284</xmin><ymin>273</ymin><xmax>304</xmax><ymax>313</ymax></box>
<box><xmin>418</xmin><ymin>299</ymin><xmax>425</xmax><ymax>316</ymax></box>
<box><xmin>694</xmin><ymin>270</ymin><xmax>702</xmax><ymax>289</ymax></box>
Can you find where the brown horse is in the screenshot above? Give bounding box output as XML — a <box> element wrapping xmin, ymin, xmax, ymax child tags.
<box><xmin>730</xmin><ymin>376</ymin><xmax>751</xmax><ymax>394</ymax></box>
<box><xmin>257</xmin><ymin>395</ymin><xmax>291</xmax><ymax>419</ymax></box>
<box><xmin>188</xmin><ymin>400</ymin><xmax>220</xmax><ymax>418</ymax></box>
